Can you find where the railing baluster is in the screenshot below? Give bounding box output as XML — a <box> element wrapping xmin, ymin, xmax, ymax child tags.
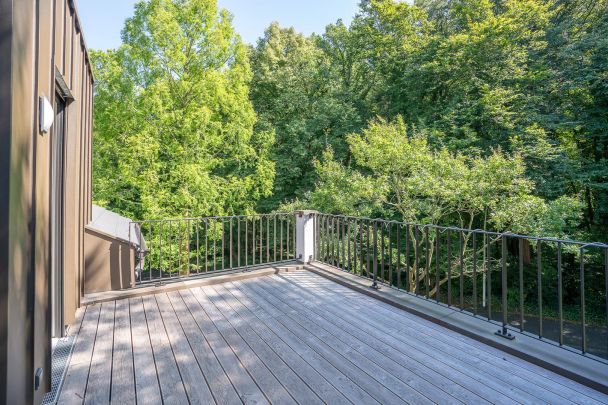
<box><xmin>389</xmin><ymin>223</ymin><xmax>393</xmax><ymax>287</ymax></box>
<box><xmin>558</xmin><ymin>242</ymin><xmax>563</xmax><ymax>346</ymax></box>
<box><xmin>196</xmin><ymin>220</ymin><xmax>200</xmax><ymax>274</ymax></box>
<box><xmin>237</xmin><ymin>217</ymin><xmax>241</xmax><ymax>268</ymax></box>
<box><xmin>286</xmin><ymin>216</ymin><xmax>290</xmax><ymax>261</ymax></box>
<box><xmin>499</xmin><ymin>236</ymin><xmax>509</xmax><ymax>338</ymax></box>
<box><xmin>405</xmin><ymin>224</ymin><xmax>410</xmax><ymax>292</ymax></box>
<box><xmin>245</xmin><ymin>217</ymin><xmax>248</xmax><ymax>269</ymax></box>
<box><xmin>605</xmin><ymin>247</ymin><xmax>608</xmax><ymax>357</ymax></box>
<box><xmin>352</xmin><ymin>219</ymin><xmax>356</xmax><ymax>273</ymax></box>
<box><xmin>580</xmin><ymin>247</ymin><xmax>586</xmax><ymax>353</ymax></box>
<box><xmin>537</xmin><ymin>240</ymin><xmax>542</xmax><ymax>338</ymax></box>
<box><xmin>447</xmin><ymin>229</ymin><xmax>451</xmax><ymax>306</ymax></box>
<box><xmin>459</xmin><ymin>230</ymin><xmax>463</xmax><ymax>309</ymax></box>
<box><xmin>214</xmin><ymin>219</ymin><xmax>218</xmax><ymax>272</ymax></box>
<box><xmin>169</xmin><ymin>221</ymin><xmax>173</xmax><ymax>278</ymax></box>
<box><xmin>426</xmin><ymin>227</ymin><xmax>430</xmax><ymax>299</ymax></box>
<box><xmin>205</xmin><ymin>219</ymin><xmax>208</xmax><ymax>273</ymax></box>
<box><xmin>341</xmin><ymin>217</ymin><xmax>346</xmax><ymax>269</ymax></box>
<box><xmin>252</xmin><ymin>216</ymin><xmax>256</xmax><ymax>267</ymax></box>
<box><xmin>178</xmin><ymin>221</ymin><xmax>182</xmax><ymax>277</ymax></box>
<box><xmin>148</xmin><ymin>222</ymin><xmax>152</xmax><ymax>281</ymax></box>
<box><xmin>230</xmin><ymin>218</ymin><xmax>233</xmax><ymax>270</ymax></box>
<box><xmin>519</xmin><ymin>239</ymin><xmax>524</xmax><ymax>333</ymax></box>
<box><xmin>365</xmin><ymin>220</ymin><xmax>370</xmax><ymax>277</ymax></box>
<box><xmin>274</xmin><ymin>215</ymin><xmax>277</xmax><ymax>263</ymax></box>
<box><xmin>436</xmin><ymin>229</ymin><xmax>440</xmax><ymax>303</ymax></box>
<box><xmin>381</xmin><ymin>222</ymin><xmax>385</xmax><ymax>281</ymax></box>
<box><xmin>373</xmin><ymin>221</ymin><xmax>378</xmax><ymax>285</ymax></box>
<box><xmin>348</xmin><ymin>219</ymin><xmax>352</xmax><ymax>272</ymax></box>
<box><xmin>396</xmin><ymin>224</ymin><xmax>401</xmax><ymax>289</ymax></box>
<box><xmin>487</xmin><ymin>237</ymin><xmax>492</xmax><ymax>321</ymax></box>
<box><xmin>187</xmin><ymin>220</ymin><xmax>191</xmax><ymax>277</ymax></box>
<box><xmin>472</xmin><ymin>232</ymin><xmax>477</xmax><ymax>314</ymax></box>
<box><xmin>415</xmin><ymin>225</ymin><xmax>419</xmax><ymax>296</ymax></box>
<box><xmin>159</xmin><ymin>222</ymin><xmax>163</xmax><ymax>282</ymax></box>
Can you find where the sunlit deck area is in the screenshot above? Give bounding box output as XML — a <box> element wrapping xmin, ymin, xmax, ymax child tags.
<box><xmin>55</xmin><ymin>269</ymin><xmax>608</xmax><ymax>404</ymax></box>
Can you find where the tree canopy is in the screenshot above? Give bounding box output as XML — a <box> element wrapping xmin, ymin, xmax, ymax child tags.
<box><xmin>92</xmin><ymin>0</ymin><xmax>274</xmax><ymax>220</ymax></box>
<box><xmin>92</xmin><ymin>0</ymin><xmax>608</xmax><ymax>243</ymax></box>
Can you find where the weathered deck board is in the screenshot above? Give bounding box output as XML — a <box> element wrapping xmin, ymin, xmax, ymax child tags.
<box><xmin>281</xmin><ymin>272</ymin><xmax>606</xmax><ymax>405</ymax></box>
<box><xmin>141</xmin><ymin>294</ymin><xmax>189</xmax><ymax>404</ymax></box>
<box><xmin>216</xmin><ymin>283</ymin><xmax>349</xmax><ymax>404</ymax></box>
<box><xmin>84</xmin><ymin>302</ymin><xmax>114</xmax><ymax>405</ymax></box>
<box><xmin>270</xmin><ymin>274</ymin><xmax>568</xmax><ymax>403</ymax></box>
<box><xmin>155</xmin><ymin>293</ymin><xmax>215</xmax><ymax>404</ymax></box>
<box><xmin>179</xmin><ymin>288</ymin><xmax>269</xmax><ymax>405</ymax></box>
<box><xmin>291</xmin><ymin>272</ymin><xmax>608</xmax><ymax>404</ymax></box>
<box><xmin>205</xmin><ymin>285</ymin><xmax>325</xmax><ymax>405</ymax></box>
<box><xmin>110</xmin><ymin>299</ymin><xmax>135</xmax><ymax>403</ymax></box>
<box><xmin>129</xmin><ymin>297</ymin><xmax>162</xmax><ymax>404</ymax></box>
<box><xmin>166</xmin><ymin>290</ymin><xmax>242</xmax><ymax>405</ymax></box>
<box><xmin>57</xmin><ymin>304</ymin><xmax>100</xmax><ymax>404</ymax></box>
<box><xmin>195</xmin><ymin>287</ymin><xmax>295</xmax><ymax>404</ymax></box>
<box><xmin>58</xmin><ymin>270</ymin><xmax>608</xmax><ymax>405</ymax></box>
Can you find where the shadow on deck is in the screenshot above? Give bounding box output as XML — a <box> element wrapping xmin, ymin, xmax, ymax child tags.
<box><xmin>55</xmin><ymin>268</ymin><xmax>608</xmax><ymax>404</ymax></box>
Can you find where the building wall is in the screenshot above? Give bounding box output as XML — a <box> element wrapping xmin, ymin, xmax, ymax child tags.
<box><xmin>0</xmin><ymin>0</ymin><xmax>93</xmax><ymax>402</ymax></box>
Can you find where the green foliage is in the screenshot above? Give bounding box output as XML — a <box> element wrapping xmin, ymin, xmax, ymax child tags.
<box><xmin>302</xmin><ymin>117</ymin><xmax>580</xmax><ymax>237</ymax></box>
<box><xmin>92</xmin><ymin>0</ymin><xmax>274</xmax><ymax>220</ymax></box>
<box><xmin>92</xmin><ymin>0</ymin><xmax>608</xmax><ymax>244</ymax></box>
<box><xmin>250</xmin><ymin>23</ymin><xmax>363</xmax><ymax>210</ymax></box>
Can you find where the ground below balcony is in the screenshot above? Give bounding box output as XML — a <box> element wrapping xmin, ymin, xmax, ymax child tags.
<box><xmin>56</xmin><ymin>270</ymin><xmax>608</xmax><ymax>404</ymax></box>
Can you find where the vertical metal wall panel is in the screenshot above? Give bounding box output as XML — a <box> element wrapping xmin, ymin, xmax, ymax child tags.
<box><xmin>0</xmin><ymin>0</ymin><xmax>93</xmax><ymax>400</ymax></box>
<box><xmin>0</xmin><ymin>0</ymin><xmax>37</xmax><ymax>402</ymax></box>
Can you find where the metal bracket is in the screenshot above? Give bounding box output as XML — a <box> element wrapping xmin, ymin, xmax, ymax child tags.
<box><xmin>495</xmin><ymin>326</ymin><xmax>515</xmax><ymax>340</ymax></box>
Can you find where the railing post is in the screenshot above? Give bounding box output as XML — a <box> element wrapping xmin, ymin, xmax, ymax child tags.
<box><xmin>296</xmin><ymin>211</ymin><xmax>317</xmax><ymax>264</ymax></box>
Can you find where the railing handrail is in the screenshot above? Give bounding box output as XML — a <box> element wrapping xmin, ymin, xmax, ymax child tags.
<box><xmin>128</xmin><ymin>212</ymin><xmax>296</xmax><ymax>224</ymax></box>
<box><xmin>314</xmin><ymin>213</ymin><xmax>608</xmax><ymax>248</ymax></box>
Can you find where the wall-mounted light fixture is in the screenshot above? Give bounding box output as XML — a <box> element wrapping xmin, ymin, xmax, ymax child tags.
<box><xmin>39</xmin><ymin>96</ymin><xmax>54</xmax><ymax>134</ymax></box>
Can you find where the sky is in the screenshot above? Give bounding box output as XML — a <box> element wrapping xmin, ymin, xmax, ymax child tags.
<box><xmin>77</xmin><ymin>0</ymin><xmax>361</xmax><ymax>50</ymax></box>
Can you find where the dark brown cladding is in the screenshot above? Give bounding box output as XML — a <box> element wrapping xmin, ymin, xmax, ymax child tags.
<box><xmin>0</xmin><ymin>0</ymin><xmax>93</xmax><ymax>403</ymax></box>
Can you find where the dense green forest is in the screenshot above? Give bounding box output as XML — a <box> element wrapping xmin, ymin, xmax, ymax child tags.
<box><xmin>92</xmin><ymin>0</ymin><xmax>608</xmax><ymax>243</ymax></box>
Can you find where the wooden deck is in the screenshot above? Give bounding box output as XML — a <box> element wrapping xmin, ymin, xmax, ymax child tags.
<box><xmin>57</xmin><ymin>270</ymin><xmax>608</xmax><ymax>404</ymax></box>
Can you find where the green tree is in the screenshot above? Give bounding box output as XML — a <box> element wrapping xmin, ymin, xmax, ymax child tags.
<box><xmin>293</xmin><ymin>118</ymin><xmax>581</xmax><ymax>292</ymax></box>
<box><xmin>92</xmin><ymin>0</ymin><xmax>274</xmax><ymax>220</ymax></box>
<box><xmin>250</xmin><ymin>23</ymin><xmax>363</xmax><ymax>210</ymax></box>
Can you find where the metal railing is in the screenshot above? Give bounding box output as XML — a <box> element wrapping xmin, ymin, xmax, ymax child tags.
<box><xmin>129</xmin><ymin>213</ymin><xmax>296</xmax><ymax>285</ymax></box>
<box><xmin>314</xmin><ymin>213</ymin><xmax>608</xmax><ymax>362</ymax></box>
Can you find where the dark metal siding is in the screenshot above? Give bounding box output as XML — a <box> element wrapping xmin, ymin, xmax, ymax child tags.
<box><xmin>0</xmin><ymin>0</ymin><xmax>93</xmax><ymax>402</ymax></box>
